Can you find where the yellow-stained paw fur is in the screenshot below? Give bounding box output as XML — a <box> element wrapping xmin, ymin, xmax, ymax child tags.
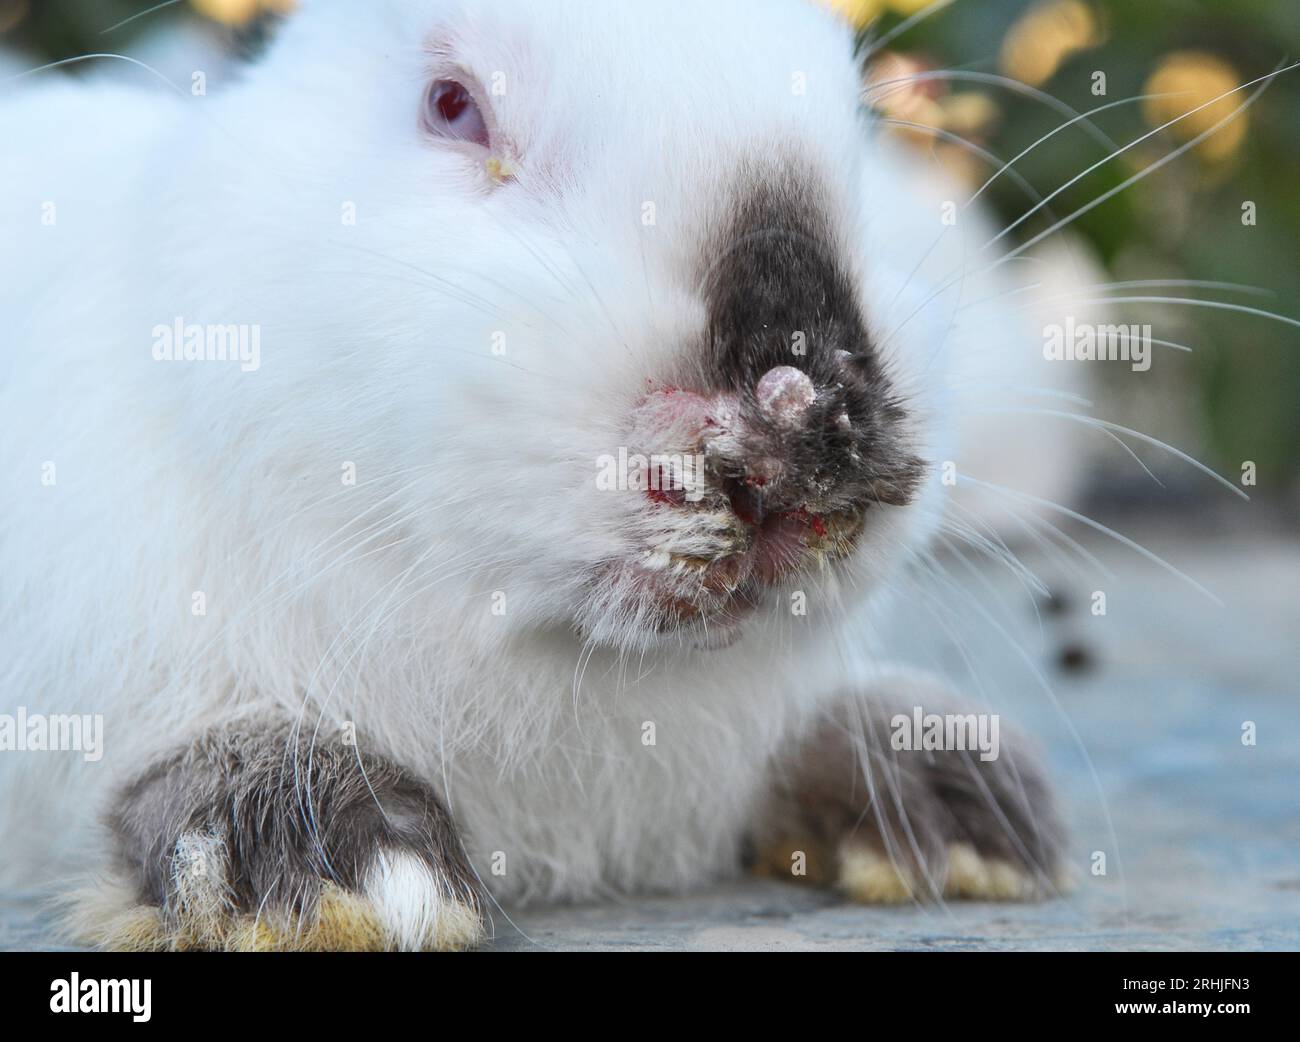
<box><xmin>837</xmin><ymin>844</ymin><xmax>917</xmax><ymax>903</ymax></box>
<box><xmin>837</xmin><ymin>842</ymin><xmax>1065</xmax><ymax>904</ymax></box>
<box><xmin>68</xmin><ymin>837</ymin><xmax>485</xmax><ymax>952</ymax></box>
<box><xmin>75</xmin><ymin>881</ymin><xmax>484</xmax><ymax>952</ymax></box>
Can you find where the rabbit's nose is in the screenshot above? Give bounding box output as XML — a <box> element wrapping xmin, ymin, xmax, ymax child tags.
<box><xmin>718</xmin><ymin>367</ymin><xmax>815</xmax><ymax>526</ymax></box>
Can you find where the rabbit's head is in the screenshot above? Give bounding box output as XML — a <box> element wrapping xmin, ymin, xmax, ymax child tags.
<box><xmin>199</xmin><ymin>0</ymin><xmax>941</xmax><ymax>653</ymax></box>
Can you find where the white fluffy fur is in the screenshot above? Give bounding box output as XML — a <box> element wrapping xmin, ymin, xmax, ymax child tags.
<box><xmin>0</xmin><ymin>0</ymin><xmax>1088</xmax><ymax>911</ymax></box>
<box><xmin>363</xmin><ymin>849</ymin><xmax>484</xmax><ymax>950</ymax></box>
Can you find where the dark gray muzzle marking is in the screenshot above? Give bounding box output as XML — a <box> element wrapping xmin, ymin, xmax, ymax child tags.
<box><xmin>697</xmin><ymin>169</ymin><xmax>924</xmax><ymax>516</ymax></box>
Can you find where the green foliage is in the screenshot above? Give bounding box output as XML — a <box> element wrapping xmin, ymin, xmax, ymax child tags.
<box><xmin>876</xmin><ymin>0</ymin><xmax>1300</xmax><ymax>486</ymax></box>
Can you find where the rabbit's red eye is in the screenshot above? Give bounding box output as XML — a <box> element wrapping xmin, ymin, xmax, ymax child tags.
<box><xmin>424</xmin><ymin>79</ymin><xmax>490</xmax><ymax>149</ymax></box>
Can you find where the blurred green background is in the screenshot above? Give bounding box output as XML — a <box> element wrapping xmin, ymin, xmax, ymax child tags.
<box><xmin>847</xmin><ymin>0</ymin><xmax>1300</xmax><ymax>503</ymax></box>
<box><xmin>5</xmin><ymin>0</ymin><xmax>1297</xmax><ymax>499</ymax></box>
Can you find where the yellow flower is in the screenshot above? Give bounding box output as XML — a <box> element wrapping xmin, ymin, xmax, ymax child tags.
<box><xmin>818</xmin><ymin>0</ymin><xmax>946</xmax><ymax>29</ymax></box>
<box><xmin>191</xmin><ymin>0</ymin><xmax>297</xmax><ymax>28</ymax></box>
<box><xmin>1000</xmin><ymin>0</ymin><xmax>1103</xmax><ymax>87</ymax></box>
<box><xmin>1143</xmin><ymin>52</ymin><xmax>1247</xmax><ymax>163</ymax></box>
<box><xmin>886</xmin><ymin>0</ymin><xmax>945</xmax><ymax>13</ymax></box>
<box><xmin>938</xmin><ymin>91</ymin><xmax>1000</xmax><ymax>138</ymax></box>
<box><xmin>819</xmin><ymin>0</ymin><xmax>885</xmax><ymax>28</ymax></box>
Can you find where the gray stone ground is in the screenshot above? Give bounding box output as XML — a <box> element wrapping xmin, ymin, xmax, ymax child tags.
<box><xmin>4</xmin><ymin>517</ymin><xmax>1297</xmax><ymax>951</ymax></box>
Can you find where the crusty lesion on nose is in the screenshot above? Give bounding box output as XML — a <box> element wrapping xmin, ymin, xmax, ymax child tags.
<box><xmin>755</xmin><ymin>365</ymin><xmax>816</xmax><ymax>426</ymax></box>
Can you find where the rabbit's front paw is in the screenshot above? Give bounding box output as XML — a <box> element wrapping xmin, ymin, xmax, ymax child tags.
<box><xmin>74</xmin><ymin>720</ymin><xmax>484</xmax><ymax>951</ymax></box>
<box><xmin>753</xmin><ymin>681</ymin><xmax>1070</xmax><ymax>903</ymax></box>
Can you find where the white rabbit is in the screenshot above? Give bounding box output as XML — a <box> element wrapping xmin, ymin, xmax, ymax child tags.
<box><xmin>0</xmin><ymin>0</ymin><xmax>1075</xmax><ymax>950</ymax></box>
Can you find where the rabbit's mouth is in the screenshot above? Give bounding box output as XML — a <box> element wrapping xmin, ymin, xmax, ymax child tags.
<box><xmin>620</xmin><ymin>503</ymin><xmax>867</xmax><ymax>642</ymax></box>
<box><xmin>588</xmin><ymin>362</ymin><xmax>903</xmax><ymax>645</ymax></box>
